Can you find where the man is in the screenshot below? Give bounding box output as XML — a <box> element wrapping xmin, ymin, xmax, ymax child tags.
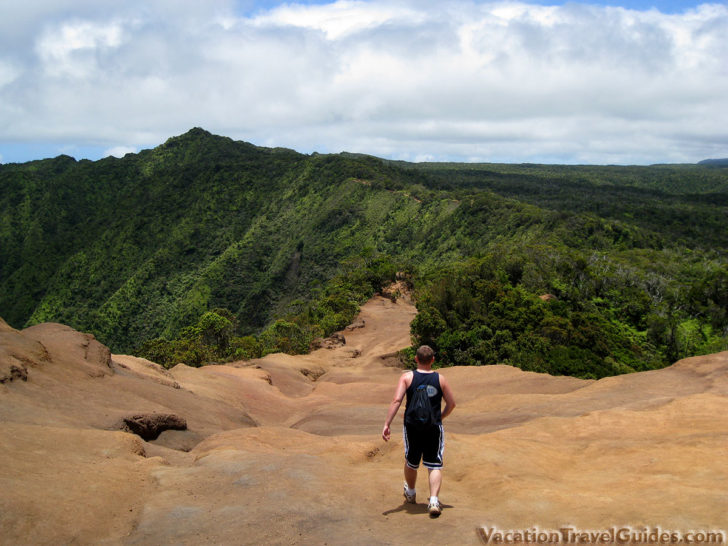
<box><xmin>382</xmin><ymin>345</ymin><xmax>456</xmax><ymax>517</ymax></box>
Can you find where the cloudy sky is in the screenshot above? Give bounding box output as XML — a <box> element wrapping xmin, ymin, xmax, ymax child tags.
<box><xmin>0</xmin><ymin>0</ymin><xmax>726</xmax><ymax>165</ymax></box>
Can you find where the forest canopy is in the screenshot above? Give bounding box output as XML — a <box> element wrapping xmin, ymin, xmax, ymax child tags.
<box><xmin>1</xmin><ymin>128</ymin><xmax>726</xmax><ymax>378</ymax></box>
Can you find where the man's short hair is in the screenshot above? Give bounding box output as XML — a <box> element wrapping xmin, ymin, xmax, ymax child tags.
<box><xmin>416</xmin><ymin>345</ymin><xmax>435</xmax><ymax>363</ymax></box>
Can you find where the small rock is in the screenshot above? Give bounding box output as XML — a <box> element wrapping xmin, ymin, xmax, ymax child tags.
<box><xmin>300</xmin><ymin>367</ymin><xmax>326</xmax><ymax>381</ymax></box>
<box><xmin>117</xmin><ymin>413</ymin><xmax>187</xmax><ymax>441</ymax></box>
<box><xmin>310</xmin><ymin>333</ymin><xmax>346</xmax><ymax>350</ymax></box>
<box><xmin>345</xmin><ymin>320</ymin><xmax>365</xmax><ymax>331</ymax></box>
<box><xmin>327</xmin><ymin>332</ymin><xmax>346</xmax><ymax>347</ymax></box>
<box><xmin>0</xmin><ymin>363</ymin><xmax>28</xmax><ymax>383</ymax></box>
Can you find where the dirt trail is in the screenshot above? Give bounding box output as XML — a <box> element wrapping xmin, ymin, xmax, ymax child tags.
<box><xmin>1</xmin><ymin>297</ymin><xmax>727</xmax><ymax>544</ymax></box>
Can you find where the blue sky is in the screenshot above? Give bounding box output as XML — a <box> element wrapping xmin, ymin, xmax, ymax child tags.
<box><xmin>1</xmin><ymin>0</ymin><xmax>726</xmax><ymax>165</ymax></box>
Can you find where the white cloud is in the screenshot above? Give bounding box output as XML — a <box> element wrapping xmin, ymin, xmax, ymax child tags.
<box><xmin>36</xmin><ymin>20</ymin><xmax>124</xmax><ymax>78</ymax></box>
<box><xmin>252</xmin><ymin>1</ymin><xmax>425</xmax><ymax>39</ymax></box>
<box><xmin>0</xmin><ymin>59</ymin><xmax>21</xmax><ymax>88</ymax></box>
<box><xmin>104</xmin><ymin>145</ymin><xmax>137</xmax><ymax>158</ymax></box>
<box><xmin>0</xmin><ymin>1</ymin><xmax>726</xmax><ymax>164</ymax></box>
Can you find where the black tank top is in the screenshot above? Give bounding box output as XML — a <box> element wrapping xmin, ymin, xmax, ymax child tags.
<box><xmin>405</xmin><ymin>370</ymin><xmax>443</xmax><ymax>425</ymax></box>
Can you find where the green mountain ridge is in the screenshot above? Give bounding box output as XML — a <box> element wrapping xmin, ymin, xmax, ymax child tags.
<box><xmin>1</xmin><ymin>128</ymin><xmax>726</xmax><ymax>377</ymax></box>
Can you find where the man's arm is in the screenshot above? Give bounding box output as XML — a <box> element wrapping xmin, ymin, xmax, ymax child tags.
<box><xmin>382</xmin><ymin>372</ymin><xmax>411</xmax><ymax>441</ymax></box>
<box><xmin>439</xmin><ymin>374</ymin><xmax>456</xmax><ymax>420</ymax></box>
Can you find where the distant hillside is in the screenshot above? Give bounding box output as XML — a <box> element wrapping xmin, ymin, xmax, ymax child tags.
<box><xmin>1</xmin><ymin>128</ymin><xmax>726</xmax><ymax>377</ymax></box>
<box><xmin>395</xmin><ymin>161</ymin><xmax>728</xmax><ymax>249</ymax></box>
<box><xmin>698</xmin><ymin>158</ymin><xmax>728</xmax><ymax>167</ymax></box>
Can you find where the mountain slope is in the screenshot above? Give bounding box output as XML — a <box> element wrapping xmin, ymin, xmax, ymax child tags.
<box><xmin>1</xmin><ymin>129</ymin><xmax>726</xmax><ymax>370</ymax></box>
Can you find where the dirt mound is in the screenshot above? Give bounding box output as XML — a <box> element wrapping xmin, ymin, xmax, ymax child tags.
<box><xmin>1</xmin><ymin>297</ymin><xmax>727</xmax><ymax>544</ymax></box>
<box><xmin>113</xmin><ymin>354</ymin><xmax>181</xmax><ymax>389</ymax></box>
<box><xmin>0</xmin><ymin>317</ymin><xmax>16</xmax><ymax>332</ymax></box>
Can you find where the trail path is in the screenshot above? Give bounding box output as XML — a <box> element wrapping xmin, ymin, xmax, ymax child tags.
<box><xmin>1</xmin><ymin>298</ymin><xmax>727</xmax><ymax>544</ymax></box>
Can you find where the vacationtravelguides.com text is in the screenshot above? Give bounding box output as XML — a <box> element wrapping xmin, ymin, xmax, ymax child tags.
<box><xmin>478</xmin><ymin>526</ymin><xmax>726</xmax><ymax>544</ymax></box>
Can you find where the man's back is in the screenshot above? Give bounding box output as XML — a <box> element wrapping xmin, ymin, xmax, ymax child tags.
<box><xmin>405</xmin><ymin>370</ymin><xmax>443</xmax><ymax>428</ymax></box>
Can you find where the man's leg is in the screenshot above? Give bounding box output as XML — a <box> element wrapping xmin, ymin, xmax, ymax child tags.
<box><xmin>404</xmin><ymin>461</ymin><xmax>417</xmax><ymax>489</ymax></box>
<box><xmin>403</xmin><ymin>424</ymin><xmax>419</xmax><ymax>491</ymax></box>
<box><xmin>427</xmin><ymin>468</ymin><xmax>442</xmax><ymax>498</ymax></box>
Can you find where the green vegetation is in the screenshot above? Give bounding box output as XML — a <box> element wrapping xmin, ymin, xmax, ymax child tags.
<box><xmin>410</xmin><ymin>247</ymin><xmax>727</xmax><ymax>378</ymax></box>
<box><xmin>139</xmin><ymin>253</ymin><xmax>400</xmax><ymax>367</ymax></box>
<box><xmin>1</xmin><ymin>128</ymin><xmax>726</xmax><ymax>378</ymax></box>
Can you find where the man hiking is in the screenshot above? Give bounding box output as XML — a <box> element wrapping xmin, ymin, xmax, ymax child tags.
<box><xmin>382</xmin><ymin>345</ymin><xmax>456</xmax><ymax>517</ymax></box>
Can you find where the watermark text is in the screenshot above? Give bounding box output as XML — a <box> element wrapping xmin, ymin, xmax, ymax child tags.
<box><xmin>478</xmin><ymin>526</ymin><xmax>726</xmax><ymax>544</ymax></box>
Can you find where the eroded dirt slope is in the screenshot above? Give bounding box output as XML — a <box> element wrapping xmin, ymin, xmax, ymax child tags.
<box><xmin>1</xmin><ymin>298</ymin><xmax>727</xmax><ymax>545</ymax></box>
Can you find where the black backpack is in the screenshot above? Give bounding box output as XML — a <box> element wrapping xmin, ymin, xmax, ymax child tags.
<box><xmin>405</xmin><ymin>384</ymin><xmax>436</xmax><ymax>430</ymax></box>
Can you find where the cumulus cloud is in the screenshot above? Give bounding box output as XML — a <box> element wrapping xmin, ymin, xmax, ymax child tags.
<box><xmin>0</xmin><ymin>0</ymin><xmax>726</xmax><ymax>164</ymax></box>
<box><xmin>104</xmin><ymin>145</ymin><xmax>137</xmax><ymax>158</ymax></box>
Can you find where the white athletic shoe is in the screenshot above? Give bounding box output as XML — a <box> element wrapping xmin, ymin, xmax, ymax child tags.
<box><xmin>428</xmin><ymin>500</ymin><xmax>441</xmax><ymax>518</ymax></box>
<box><xmin>403</xmin><ymin>483</ymin><xmax>416</xmax><ymax>504</ymax></box>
